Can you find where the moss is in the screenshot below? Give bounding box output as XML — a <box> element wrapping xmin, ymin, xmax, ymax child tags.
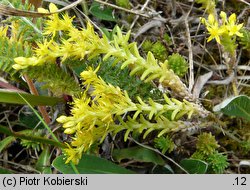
<box><xmin>167</xmin><ymin>53</ymin><xmax>188</xmax><ymax>77</ymax></box>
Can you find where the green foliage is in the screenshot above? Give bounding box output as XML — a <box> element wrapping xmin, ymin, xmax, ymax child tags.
<box><xmin>191</xmin><ymin>133</ymin><xmax>228</xmax><ymax>173</ymax></box>
<box><xmin>89</xmin><ymin>1</ymin><xmax>116</xmax><ymax>21</ymax></box>
<box><xmin>113</xmin><ymin>115</ymin><xmax>194</xmax><ymax>141</ymax></box>
<box><xmin>221</xmin><ymin>35</ymin><xmax>237</xmax><ymax>55</ymax></box>
<box><xmin>195</xmin><ymin>0</ymin><xmax>216</xmax><ymax>13</ymax></box>
<box><xmin>36</xmin><ymin>147</ymin><xmax>52</xmax><ymax>174</ymax></box>
<box><xmin>167</xmin><ymin>53</ymin><xmax>188</xmax><ymax>77</ymax></box>
<box><xmin>0</xmin><ymin>167</ymin><xmax>13</xmax><ymax>174</ymax></box>
<box><xmin>240</xmin><ymin>141</ymin><xmax>250</xmax><ymax>155</ymax></box>
<box><xmin>151</xmin><ymin>41</ymin><xmax>168</xmax><ymax>61</ymax></box>
<box><xmin>142</xmin><ymin>40</ymin><xmax>167</xmax><ymax>61</ymax></box>
<box><xmin>142</xmin><ymin>41</ymin><xmax>189</xmax><ymax>77</ymax></box>
<box><xmin>24</xmin><ymin>64</ymin><xmax>82</xmax><ymax>96</ymax></box>
<box><xmin>0</xmin><ymin>32</ymin><xmax>32</xmax><ymax>76</ymax></box>
<box><xmin>56</xmin><ymin>66</ymin><xmax>199</xmax><ymax>163</ymax></box>
<box><xmin>13</xmin><ymin>17</ymin><xmax>193</xmax><ymax>99</ymax></box>
<box><xmin>180</xmin><ymin>159</ymin><xmax>208</xmax><ymax>174</ymax></box>
<box><xmin>0</xmin><ymin>0</ymin><xmax>42</xmax><ymax>76</ymax></box>
<box><xmin>213</xmin><ymin>95</ymin><xmax>250</xmax><ymax>122</ymax></box>
<box><xmin>142</xmin><ymin>40</ymin><xmax>153</xmax><ymax>52</ymax></box>
<box><xmin>163</xmin><ymin>33</ymin><xmax>172</xmax><ymax>44</ymax></box>
<box><xmin>207</xmin><ymin>152</ymin><xmax>229</xmax><ymax>174</ymax></box>
<box><xmin>196</xmin><ymin>132</ymin><xmax>219</xmax><ymax>155</ymax></box>
<box><xmin>115</xmin><ymin>0</ymin><xmax>130</xmax><ymax>8</ymax></box>
<box><xmin>20</xmin><ymin>130</ymin><xmax>43</xmax><ymax>151</ymax></box>
<box><xmin>239</xmin><ymin>29</ymin><xmax>250</xmax><ymax>50</ymax></box>
<box><xmin>54</xmin><ymin>56</ymin><xmax>162</xmax><ymax>99</ymax></box>
<box><xmin>84</xmin><ymin>59</ymin><xmax>163</xmax><ymax>101</ymax></box>
<box><xmin>154</xmin><ymin>136</ymin><xmax>175</xmax><ymax>154</ymax></box>
<box><xmin>53</xmin><ymin>155</ymin><xmax>134</xmax><ymax>174</ymax></box>
<box><xmin>0</xmin><ymin>89</ymin><xmax>63</xmax><ymax>106</ymax></box>
<box><xmin>19</xmin><ymin>111</ymin><xmax>44</xmax><ymax>129</ymax></box>
<box><xmin>0</xmin><ymin>1</ymin><xmax>248</xmax><ymax>174</ymax></box>
<box><xmin>4</xmin><ymin>2</ymin><xmax>203</xmax><ymax>164</ymax></box>
<box><xmin>152</xmin><ymin>165</ymin><xmax>174</xmax><ymax>174</ymax></box>
<box><xmin>0</xmin><ymin>136</ymin><xmax>15</xmax><ymax>152</ymax></box>
<box><xmin>5</xmin><ymin>0</ymin><xmax>43</xmax><ymax>40</ymax></box>
<box><xmin>191</xmin><ymin>151</ymin><xmax>206</xmax><ymax>160</ymax></box>
<box><xmin>5</xmin><ymin>0</ymin><xmax>33</xmax><ymax>9</ymax></box>
<box><xmin>112</xmin><ymin>146</ymin><xmax>165</xmax><ymax>165</ymax></box>
<box><xmin>7</xmin><ymin>16</ymin><xmax>43</xmax><ymax>43</ymax></box>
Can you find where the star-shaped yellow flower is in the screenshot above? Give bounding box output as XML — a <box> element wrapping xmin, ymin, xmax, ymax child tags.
<box><xmin>226</xmin><ymin>13</ymin><xmax>243</xmax><ymax>37</ymax></box>
<box><xmin>202</xmin><ymin>14</ymin><xmax>225</xmax><ymax>44</ymax></box>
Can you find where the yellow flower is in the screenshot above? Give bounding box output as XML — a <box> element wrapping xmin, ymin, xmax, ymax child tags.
<box><xmin>38</xmin><ymin>3</ymin><xmax>73</xmax><ymax>36</ymax></box>
<box><xmin>203</xmin><ymin>14</ymin><xmax>225</xmax><ymax>43</ymax></box>
<box><xmin>35</xmin><ymin>40</ymin><xmax>59</xmax><ymax>60</ymax></box>
<box><xmin>219</xmin><ymin>11</ymin><xmax>227</xmax><ymax>23</ymax></box>
<box><xmin>13</xmin><ymin>57</ymin><xmax>40</xmax><ymax>70</ymax></box>
<box><xmin>226</xmin><ymin>13</ymin><xmax>243</xmax><ymax>37</ymax></box>
<box><xmin>64</xmin><ymin>144</ymin><xmax>83</xmax><ymax>164</ymax></box>
<box><xmin>71</xmin><ymin>130</ymin><xmax>95</xmax><ymax>151</ymax></box>
<box><xmin>206</xmin><ymin>23</ymin><xmax>224</xmax><ymax>43</ymax></box>
<box><xmin>201</xmin><ymin>12</ymin><xmax>244</xmax><ymax>44</ymax></box>
<box><xmin>59</xmin><ymin>39</ymin><xmax>76</xmax><ymax>62</ymax></box>
<box><xmin>37</xmin><ymin>2</ymin><xmax>57</xmax><ymax>13</ymax></box>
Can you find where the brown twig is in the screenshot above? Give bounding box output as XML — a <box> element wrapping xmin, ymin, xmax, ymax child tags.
<box><xmin>183</xmin><ymin>5</ymin><xmax>195</xmax><ymax>95</ymax></box>
<box><xmin>0</xmin><ymin>80</ymin><xmax>26</xmax><ymax>92</ymax></box>
<box><xmin>23</xmin><ymin>75</ymin><xmax>51</xmax><ymax>125</ymax></box>
<box><xmin>0</xmin><ymin>0</ymin><xmax>84</xmax><ymax>17</ymax></box>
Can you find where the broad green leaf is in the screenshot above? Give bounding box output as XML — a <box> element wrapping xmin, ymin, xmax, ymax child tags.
<box><xmin>0</xmin><ymin>167</ymin><xmax>13</xmax><ymax>174</ymax></box>
<box><xmin>151</xmin><ymin>164</ymin><xmax>174</xmax><ymax>174</ymax></box>
<box><xmin>36</xmin><ymin>146</ymin><xmax>52</xmax><ymax>174</ymax></box>
<box><xmin>0</xmin><ymin>136</ymin><xmax>15</xmax><ymax>152</ymax></box>
<box><xmin>0</xmin><ymin>89</ymin><xmax>63</xmax><ymax>106</ymax></box>
<box><xmin>18</xmin><ymin>93</ymin><xmax>59</xmax><ymax>142</ymax></box>
<box><xmin>180</xmin><ymin>159</ymin><xmax>208</xmax><ymax>174</ymax></box>
<box><xmin>19</xmin><ymin>111</ymin><xmax>43</xmax><ymax>129</ymax></box>
<box><xmin>52</xmin><ymin>155</ymin><xmax>134</xmax><ymax>174</ymax></box>
<box><xmin>213</xmin><ymin>95</ymin><xmax>250</xmax><ymax>121</ymax></box>
<box><xmin>89</xmin><ymin>2</ymin><xmax>116</xmax><ymax>21</ymax></box>
<box><xmin>112</xmin><ymin>146</ymin><xmax>165</xmax><ymax>166</ymax></box>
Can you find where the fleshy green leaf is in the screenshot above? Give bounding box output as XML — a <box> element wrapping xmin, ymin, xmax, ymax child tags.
<box><xmin>52</xmin><ymin>155</ymin><xmax>134</xmax><ymax>174</ymax></box>
<box><xmin>180</xmin><ymin>159</ymin><xmax>208</xmax><ymax>174</ymax></box>
<box><xmin>112</xmin><ymin>146</ymin><xmax>165</xmax><ymax>165</ymax></box>
<box><xmin>0</xmin><ymin>89</ymin><xmax>63</xmax><ymax>106</ymax></box>
<box><xmin>213</xmin><ymin>95</ymin><xmax>250</xmax><ymax>121</ymax></box>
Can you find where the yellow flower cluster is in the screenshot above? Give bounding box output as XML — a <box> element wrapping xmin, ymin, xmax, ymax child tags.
<box><xmin>13</xmin><ymin>3</ymin><xmax>75</xmax><ymax>70</ymax></box>
<box><xmin>13</xmin><ymin>3</ymin><xmax>192</xmax><ymax>99</ymax></box>
<box><xmin>10</xmin><ymin>3</ymin><xmax>209</xmax><ymax>164</ymax></box>
<box><xmin>57</xmin><ymin>66</ymin><xmax>200</xmax><ymax>164</ymax></box>
<box><xmin>38</xmin><ymin>3</ymin><xmax>74</xmax><ymax>36</ymax></box>
<box><xmin>201</xmin><ymin>11</ymin><xmax>243</xmax><ymax>44</ymax></box>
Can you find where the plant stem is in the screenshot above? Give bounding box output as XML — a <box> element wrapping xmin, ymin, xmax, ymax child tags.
<box><xmin>24</xmin><ymin>75</ymin><xmax>51</xmax><ymax>124</ymax></box>
<box><xmin>80</xmin><ymin>0</ymin><xmax>88</xmax><ymax>16</ymax></box>
<box><xmin>0</xmin><ymin>124</ymin><xmax>66</xmax><ymax>148</ymax></box>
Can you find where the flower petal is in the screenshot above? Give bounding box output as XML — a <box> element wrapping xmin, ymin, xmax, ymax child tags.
<box><xmin>49</xmin><ymin>3</ymin><xmax>58</xmax><ymax>12</ymax></box>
